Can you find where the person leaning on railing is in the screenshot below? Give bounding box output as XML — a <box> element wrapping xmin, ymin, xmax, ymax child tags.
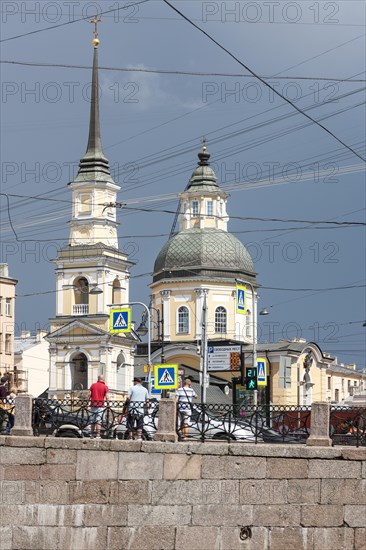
<box><xmin>176</xmin><ymin>377</ymin><xmax>197</xmax><ymax>441</ymax></box>
<box><xmin>126</xmin><ymin>377</ymin><xmax>149</xmax><ymax>441</ymax></box>
<box><xmin>89</xmin><ymin>375</ymin><xmax>109</xmax><ymax>439</ymax></box>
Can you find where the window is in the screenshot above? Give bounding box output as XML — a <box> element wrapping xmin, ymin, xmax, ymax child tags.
<box><xmin>0</xmin><ymin>333</ymin><xmax>2</xmax><ymax>353</ymax></box>
<box><xmin>177</xmin><ymin>306</ymin><xmax>189</xmax><ymax>334</ymax></box>
<box><xmin>341</xmin><ymin>378</ymin><xmax>344</xmax><ymax>390</ymax></box>
<box><xmin>5</xmin><ymin>334</ymin><xmax>11</xmax><ymax>354</ymax></box>
<box><xmin>215</xmin><ymin>307</ymin><xmax>227</xmax><ymax>333</ymax></box>
<box><xmin>207</xmin><ymin>200</ymin><xmax>213</xmax><ymax>217</ymax></box>
<box><xmin>327</xmin><ymin>376</ymin><xmax>331</xmax><ymax>390</ymax></box>
<box><xmin>192</xmin><ymin>200</ymin><xmax>199</xmax><ymax>218</ymax></box>
<box><xmin>348</xmin><ymin>380</ymin><xmax>351</xmax><ymax>390</ymax></box>
<box><xmin>5</xmin><ymin>298</ymin><xmax>11</xmax><ymax>316</ymax></box>
<box><xmin>0</xmin><ymin>297</ymin><xmax>2</xmax><ymax>315</ymax></box>
<box><xmin>279</xmin><ymin>356</ymin><xmax>292</xmax><ymax>389</ymax></box>
<box><xmin>335</xmin><ymin>389</ymin><xmax>339</xmax><ymax>402</ymax></box>
<box><xmin>78</xmin><ymin>193</ymin><xmax>92</xmax><ymax>215</ymax></box>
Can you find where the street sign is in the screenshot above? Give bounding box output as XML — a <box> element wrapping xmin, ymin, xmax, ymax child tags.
<box><xmin>149</xmin><ymin>376</ymin><xmax>162</xmax><ymax>395</ymax></box>
<box><xmin>256</xmin><ymin>358</ymin><xmax>267</xmax><ymax>386</ymax></box>
<box><xmin>236</xmin><ymin>285</ymin><xmax>246</xmax><ymax>315</ymax></box>
<box><xmin>154</xmin><ymin>364</ymin><xmax>178</xmax><ymax>389</ymax></box>
<box><xmin>246</xmin><ymin>367</ymin><xmax>257</xmax><ymax>390</ymax></box>
<box><xmin>110</xmin><ymin>308</ymin><xmax>131</xmax><ymax>333</ymax></box>
<box><xmin>207</xmin><ymin>345</ymin><xmax>241</xmax><ymax>372</ymax></box>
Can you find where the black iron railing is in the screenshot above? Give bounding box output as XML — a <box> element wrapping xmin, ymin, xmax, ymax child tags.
<box><xmin>176</xmin><ymin>404</ymin><xmax>311</xmax><ymax>443</ymax></box>
<box><xmin>330</xmin><ymin>407</ymin><xmax>366</xmax><ymax>447</ymax></box>
<box><xmin>32</xmin><ymin>398</ymin><xmax>158</xmax><ymax>440</ymax></box>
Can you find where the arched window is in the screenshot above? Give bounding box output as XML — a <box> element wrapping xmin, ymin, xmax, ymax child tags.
<box><xmin>116</xmin><ymin>352</ymin><xmax>125</xmax><ymax>369</ymax></box>
<box><xmin>112</xmin><ymin>278</ymin><xmax>122</xmax><ymax>304</ymax></box>
<box><xmin>177</xmin><ymin>306</ymin><xmax>189</xmax><ymax>334</ymax></box>
<box><xmin>215</xmin><ymin>307</ymin><xmax>227</xmax><ymax>333</ymax></box>
<box><xmin>73</xmin><ymin>277</ymin><xmax>89</xmax><ymax>314</ymax></box>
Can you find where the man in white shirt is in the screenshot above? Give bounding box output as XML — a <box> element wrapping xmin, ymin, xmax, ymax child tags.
<box><xmin>176</xmin><ymin>377</ymin><xmax>197</xmax><ymax>440</ymax></box>
<box><xmin>127</xmin><ymin>377</ymin><xmax>149</xmax><ymax>440</ymax></box>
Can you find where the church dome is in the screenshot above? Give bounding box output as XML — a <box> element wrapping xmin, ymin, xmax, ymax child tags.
<box><xmin>153</xmin><ymin>228</ymin><xmax>255</xmax><ymax>283</ymax></box>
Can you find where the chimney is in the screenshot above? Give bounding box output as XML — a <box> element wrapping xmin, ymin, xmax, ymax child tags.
<box><xmin>0</xmin><ymin>263</ymin><xmax>9</xmax><ymax>277</ymax></box>
<box><xmin>36</xmin><ymin>329</ymin><xmax>48</xmax><ymax>342</ymax></box>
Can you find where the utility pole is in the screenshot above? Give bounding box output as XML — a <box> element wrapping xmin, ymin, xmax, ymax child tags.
<box><xmin>201</xmin><ymin>290</ymin><xmax>208</xmax><ymax>404</ymax></box>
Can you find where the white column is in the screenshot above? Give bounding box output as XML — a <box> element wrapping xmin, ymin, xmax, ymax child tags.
<box><xmin>97</xmin><ymin>269</ymin><xmax>104</xmax><ymax>313</ymax></box>
<box><xmin>56</xmin><ymin>272</ymin><xmax>63</xmax><ymax>316</ymax></box>
<box><xmin>195</xmin><ymin>289</ymin><xmax>205</xmax><ymax>339</ymax></box>
<box><xmin>160</xmin><ymin>290</ymin><xmax>171</xmax><ymax>339</ymax></box>
<box><xmin>49</xmin><ymin>346</ymin><xmax>57</xmax><ymax>391</ymax></box>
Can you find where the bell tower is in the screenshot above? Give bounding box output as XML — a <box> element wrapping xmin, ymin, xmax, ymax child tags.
<box><xmin>46</xmin><ymin>22</ymin><xmax>136</xmax><ymax>399</ymax></box>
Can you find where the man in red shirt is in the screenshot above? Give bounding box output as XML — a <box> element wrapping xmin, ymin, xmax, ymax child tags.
<box><xmin>89</xmin><ymin>375</ymin><xmax>109</xmax><ymax>439</ymax></box>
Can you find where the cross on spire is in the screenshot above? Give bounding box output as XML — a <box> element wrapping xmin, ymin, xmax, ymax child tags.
<box><xmin>90</xmin><ymin>15</ymin><xmax>101</xmax><ymax>47</ymax></box>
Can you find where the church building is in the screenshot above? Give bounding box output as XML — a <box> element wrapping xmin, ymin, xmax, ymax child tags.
<box><xmin>46</xmin><ymin>27</ymin><xmax>137</xmax><ymax>399</ymax></box>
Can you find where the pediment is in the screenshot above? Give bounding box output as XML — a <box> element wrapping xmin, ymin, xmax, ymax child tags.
<box><xmin>46</xmin><ymin>319</ymin><xmax>109</xmax><ymax>340</ymax></box>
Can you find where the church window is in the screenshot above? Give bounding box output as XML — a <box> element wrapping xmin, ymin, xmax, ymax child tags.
<box><xmin>177</xmin><ymin>306</ymin><xmax>189</xmax><ymax>333</ymax></box>
<box><xmin>215</xmin><ymin>307</ymin><xmax>227</xmax><ymax>333</ymax></box>
<box><xmin>117</xmin><ymin>352</ymin><xmax>125</xmax><ymax>368</ymax></box>
<box><xmin>73</xmin><ymin>277</ymin><xmax>89</xmax><ymax>314</ymax></box>
<box><xmin>78</xmin><ymin>193</ymin><xmax>92</xmax><ymax>215</ymax></box>
<box><xmin>192</xmin><ymin>200</ymin><xmax>199</xmax><ymax>218</ymax></box>
<box><xmin>207</xmin><ymin>200</ymin><xmax>213</xmax><ymax>217</ymax></box>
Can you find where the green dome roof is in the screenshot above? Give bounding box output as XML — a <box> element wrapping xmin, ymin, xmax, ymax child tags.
<box><xmin>153</xmin><ymin>228</ymin><xmax>255</xmax><ymax>281</ymax></box>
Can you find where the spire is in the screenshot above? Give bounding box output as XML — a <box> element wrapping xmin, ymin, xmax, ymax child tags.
<box><xmin>75</xmin><ymin>18</ymin><xmax>114</xmax><ymax>184</ymax></box>
<box><xmin>197</xmin><ymin>136</ymin><xmax>210</xmax><ymax>166</ymax></box>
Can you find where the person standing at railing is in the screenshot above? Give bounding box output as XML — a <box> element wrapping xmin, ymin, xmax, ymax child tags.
<box><xmin>89</xmin><ymin>375</ymin><xmax>109</xmax><ymax>439</ymax></box>
<box><xmin>4</xmin><ymin>387</ymin><xmax>17</xmax><ymax>434</ymax></box>
<box><xmin>126</xmin><ymin>377</ymin><xmax>149</xmax><ymax>440</ymax></box>
<box><xmin>176</xmin><ymin>377</ymin><xmax>197</xmax><ymax>441</ymax></box>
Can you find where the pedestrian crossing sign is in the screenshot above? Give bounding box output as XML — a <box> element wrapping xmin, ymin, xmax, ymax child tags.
<box><xmin>110</xmin><ymin>308</ymin><xmax>131</xmax><ymax>333</ymax></box>
<box><xmin>154</xmin><ymin>364</ymin><xmax>178</xmax><ymax>389</ymax></box>
<box><xmin>236</xmin><ymin>285</ymin><xmax>246</xmax><ymax>315</ymax></box>
<box><xmin>256</xmin><ymin>358</ymin><xmax>267</xmax><ymax>386</ymax></box>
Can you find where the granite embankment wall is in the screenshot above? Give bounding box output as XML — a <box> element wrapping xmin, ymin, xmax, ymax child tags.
<box><xmin>0</xmin><ymin>437</ymin><xmax>365</xmax><ymax>550</ymax></box>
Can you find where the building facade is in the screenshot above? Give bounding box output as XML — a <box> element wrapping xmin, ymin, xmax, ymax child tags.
<box><xmin>0</xmin><ymin>264</ymin><xmax>18</xmax><ymax>387</ymax></box>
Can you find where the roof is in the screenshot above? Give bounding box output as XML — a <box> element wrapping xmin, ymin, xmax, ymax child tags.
<box><xmin>153</xmin><ymin>228</ymin><xmax>255</xmax><ymax>281</ymax></box>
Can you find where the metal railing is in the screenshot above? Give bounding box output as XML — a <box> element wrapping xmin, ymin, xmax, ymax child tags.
<box><xmin>32</xmin><ymin>398</ymin><xmax>158</xmax><ymax>440</ymax></box>
<box><xmin>176</xmin><ymin>404</ymin><xmax>311</xmax><ymax>443</ymax></box>
<box><xmin>330</xmin><ymin>407</ymin><xmax>366</xmax><ymax>447</ymax></box>
<box><xmin>31</xmin><ymin>399</ymin><xmax>310</xmax><ymax>444</ymax></box>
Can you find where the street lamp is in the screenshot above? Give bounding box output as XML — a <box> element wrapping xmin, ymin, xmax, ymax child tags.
<box><xmin>136</xmin><ymin>305</ymin><xmax>166</xmax><ymax>396</ymax></box>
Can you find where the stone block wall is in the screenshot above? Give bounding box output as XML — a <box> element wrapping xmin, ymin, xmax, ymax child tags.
<box><xmin>0</xmin><ymin>436</ymin><xmax>365</xmax><ymax>549</ymax></box>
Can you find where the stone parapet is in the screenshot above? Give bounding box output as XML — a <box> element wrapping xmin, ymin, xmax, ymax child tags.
<box><xmin>0</xmin><ymin>436</ymin><xmax>365</xmax><ymax>549</ymax></box>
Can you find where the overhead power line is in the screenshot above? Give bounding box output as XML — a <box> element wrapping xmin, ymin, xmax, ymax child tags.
<box><xmin>1</xmin><ymin>59</ymin><xmax>365</xmax><ymax>83</ymax></box>
<box><xmin>162</xmin><ymin>0</ymin><xmax>366</xmax><ymax>163</ymax></box>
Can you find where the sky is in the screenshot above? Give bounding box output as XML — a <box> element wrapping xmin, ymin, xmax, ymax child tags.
<box><xmin>1</xmin><ymin>0</ymin><xmax>365</xmax><ymax>368</ymax></box>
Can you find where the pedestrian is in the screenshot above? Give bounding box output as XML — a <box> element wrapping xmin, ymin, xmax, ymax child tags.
<box><xmin>0</xmin><ymin>376</ymin><xmax>9</xmax><ymax>433</ymax></box>
<box><xmin>89</xmin><ymin>375</ymin><xmax>109</xmax><ymax>439</ymax></box>
<box><xmin>126</xmin><ymin>377</ymin><xmax>149</xmax><ymax>440</ymax></box>
<box><xmin>176</xmin><ymin>377</ymin><xmax>197</xmax><ymax>441</ymax></box>
<box><xmin>5</xmin><ymin>387</ymin><xmax>17</xmax><ymax>434</ymax></box>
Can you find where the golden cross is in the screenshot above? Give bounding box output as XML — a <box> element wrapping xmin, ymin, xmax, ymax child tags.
<box><xmin>90</xmin><ymin>15</ymin><xmax>101</xmax><ymax>40</ymax></box>
<box><xmin>202</xmin><ymin>136</ymin><xmax>207</xmax><ymax>151</ymax></box>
